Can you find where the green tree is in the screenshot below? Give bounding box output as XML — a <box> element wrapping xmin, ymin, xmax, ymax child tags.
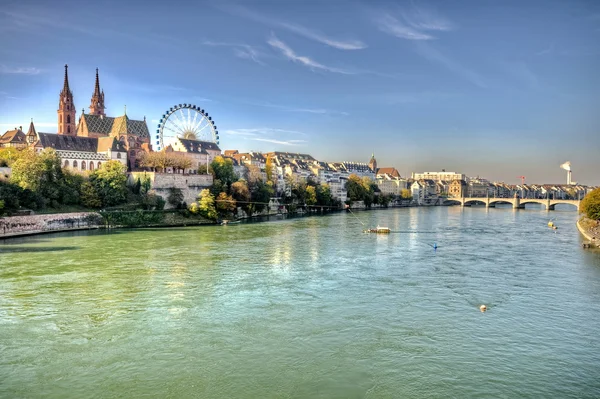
<box><xmin>305</xmin><ymin>185</ymin><xmax>317</xmax><ymax>206</ymax></box>
<box><xmin>248</xmin><ymin>180</ymin><xmax>273</xmax><ymax>215</ymax></box>
<box><xmin>346</xmin><ymin>174</ymin><xmax>365</xmax><ymax>202</ymax></box>
<box><xmin>581</xmin><ymin>188</ymin><xmax>600</xmax><ymax>220</ymax></box>
<box><xmin>189</xmin><ymin>189</ymin><xmax>217</xmax><ymax>220</ymax></box>
<box><xmin>80</xmin><ymin>181</ymin><xmax>102</xmax><ymax>208</ymax></box>
<box><xmin>0</xmin><ymin>147</ymin><xmax>22</xmax><ymax>167</ymax></box>
<box><xmin>316</xmin><ymin>183</ymin><xmax>333</xmax><ymax>207</ymax></box>
<box><xmin>211</xmin><ymin>156</ymin><xmax>237</xmax><ymax>190</ymax></box>
<box><xmin>60</xmin><ymin>168</ymin><xmax>84</xmax><ymax>205</ymax></box>
<box><xmin>89</xmin><ymin>160</ymin><xmax>128</xmax><ymax>207</ymax></box>
<box><xmin>10</xmin><ymin>149</ymin><xmax>64</xmax><ymax>207</ymax></box>
<box><xmin>167</xmin><ymin>188</ymin><xmax>184</xmax><ymax>208</ymax></box>
<box><xmin>265</xmin><ymin>155</ymin><xmax>274</xmax><ymax>183</ymax></box>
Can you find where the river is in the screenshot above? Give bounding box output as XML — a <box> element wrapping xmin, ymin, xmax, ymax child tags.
<box><xmin>1</xmin><ymin>206</ymin><xmax>599</xmax><ymax>398</ymax></box>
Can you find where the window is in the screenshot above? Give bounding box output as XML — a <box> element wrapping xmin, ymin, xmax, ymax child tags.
<box><xmin>64</xmin><ymin>160</ymin><xmax>69</xmax><ymax>167</ymax></box>
<box><xmin>81</xmin><ymin>161</ymin><xmax>86</xmax><ymax>170</ymax></box>
<box><xmin>73</xmin><ymin>160</ymin><xmax>78</xmax><ymax>168</ymax></box>
<box><xmin>97</xmin><ymin>162</ymin><xmax>102</xmax><ymax>168</ymax></box>
<box><xmin>89</xmin><ymin>162</ymin><xmax>94</xmax><ymax>171</ymax></box>
<box><xmin>117</xmin><ymin>153</ymin><xmax>121</xmax><ymax>159</ymax></box>
<box><xmin>60</xmin><ymin>115</ymin><xmax>62</xmax><ymax>123</ymax></box>
<box><xmin>67</xmin><ymin>126</ymin><xmax>70</xmax><ymax>134</ymax></box>
<box><xmin>67</xmin><ymin>115</ymin><xmax>71</xmax><ymax>124</ymax></box>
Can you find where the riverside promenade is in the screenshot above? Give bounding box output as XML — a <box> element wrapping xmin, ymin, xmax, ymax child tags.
<box><xmin>577</xmin><ymin>218</ymin><xmax>599</xmax><ymax>248</ymax></box>
<box><xmin>0</xmin><ymin>212</ymin><xmax>101</xmax><ymax>239</ymax></box>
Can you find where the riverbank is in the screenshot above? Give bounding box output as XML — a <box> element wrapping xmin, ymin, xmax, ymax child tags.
<box><xmin>577</xmin><ymin>217</ymin><xmax>599</xmax><ymax>248</ymax></box>
<box><xmin>0</xmin><ymin>210</ymin><xmax>215</xmax><ymax>240</ymax></box>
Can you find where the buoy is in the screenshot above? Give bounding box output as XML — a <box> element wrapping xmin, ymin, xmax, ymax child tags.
<box><xmin>480</xmin><ymin>305</ymin><xmax>487</xmax><ymax>312</ymax></box>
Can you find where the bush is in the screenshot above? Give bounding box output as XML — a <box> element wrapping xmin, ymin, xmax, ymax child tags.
<box><xmin>581</xmin><ymin>188</ymin><xmax>600</xmax><ymax>220</ymax></box>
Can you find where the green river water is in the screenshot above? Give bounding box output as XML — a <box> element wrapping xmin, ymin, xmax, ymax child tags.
<box><xmin>1</xmin><ymin>206</ymin><xmax>599</xmax><ymax>398</ymax></box>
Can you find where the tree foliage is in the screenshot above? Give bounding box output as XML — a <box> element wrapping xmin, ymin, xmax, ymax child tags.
<box><xmin>210</xmin><ymin>156</ymin><xmax>237</xmax><ymax>189</ymax></box>
<box><xmin>189</xmin><ymin>189</ymin><xmax>217</xmax><ymax>221</ymax></box>
<box><xmin>581</xmin><ymin>188</ymin><xmax>600</xmax><ymax>220</ymax></box>
<box><xmin>167</xmin><ymin>188</ymin><xmax>184</xmax><ymax>208</ymax></box>
<box><xmin>345</xmin><ymin>174</ymin><xmax>377</xmax><ymax>207</ymax></box>
<box><xmin>400</xmin><ymin>188</ymin><xmax>413</xmax><ymax>200</ymax></box>
<box><xmin>89</xmin><ymin>160</ymin><xmax>128</xmax><ymax>207</ymax></box>
<box><xmin>215</xmin><ymin>192</ymin><xmax>236</xmax><ymax>218</ymax></box>
<box><xmin>138</xmin><ymin>151</ymin><xmax>193</xmax><ymax>173</ymax></box>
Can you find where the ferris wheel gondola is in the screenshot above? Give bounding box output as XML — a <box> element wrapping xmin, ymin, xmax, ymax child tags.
<box><xmin>155</xmin><ymin>103</ymin><xmax>219</xmax><ymax>151</ymax></box>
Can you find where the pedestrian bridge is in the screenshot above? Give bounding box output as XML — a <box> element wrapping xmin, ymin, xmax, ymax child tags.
<box><xmin>444</xmin><ymin>197</ymin><xmax>581</xmax><ymax>211</ymax></box>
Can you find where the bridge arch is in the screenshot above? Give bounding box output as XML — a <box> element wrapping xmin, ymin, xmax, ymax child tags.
<box><xmin>443</xmin><ymin>199</ymin><xmax>462</xmax><ymax>206</ymax></box>
<box><xmin>463</xmin><ymin>199</ymin><xmax>487</xmax><ymax>207</ymax></box>
<box><xmin>520</xmin><ymin>200</ymin><xmax>548</xmax><ymax>209</ymax></box>
<box><xmin>549</xmin><ymin>202</ymin><xmax>579</xmax><ymax>211</ymax></box>
<box><xmin>488</xmin><ymin>199</ymin><xmax>514</xmax><ymax>207</ymax></box>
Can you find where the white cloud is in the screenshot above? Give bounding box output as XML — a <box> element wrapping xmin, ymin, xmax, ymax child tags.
<box><xmin>218</xmin><ymin>4</ymin><xmax>366</xmax><ymax>50</ymax></box>
<box><xmin>243</xmin><ymin>100</ymin><xmax>348</xmax><ymax>116</ymax></box>
<box><xmin>278</xmin><ymin>21</ymin><xmax>366</xmax><ymax>50</ymax></box>
<box><xmin>202</xmin><ymin>40</ymin><xmax>266</xmax><ymax>65</ymax></box>
<box><xmin>375</xmin><ymin>5</ymin><xmax>455</xmax><ymax>41</ymax></box>
<box><xmin>267</xmin><ymin>34</ymin><xmax>353</xmax><ymax>74</ymax></box>
<box><xmin>253</xmin><ymin>138</ymin><xmax>306</xmax><ymax>146</ymax></box>
<box><xmin>0</xmin><ymin>65</ymin><xmax>41</xmax><ymax>75</ymax></box>
<box><xmin>224</xmin><ymin>127</ymin><xmax>308</xmax><ymax>146</ymax></box>
<box><xmin>376</xmin><ymin>13</ymin><xmax>434</xmax><ymax>40</ymax></box>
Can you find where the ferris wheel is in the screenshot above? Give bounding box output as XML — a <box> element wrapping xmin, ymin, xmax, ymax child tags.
<box><xmin>155</xmin><ymin>103</ymin><xmax>219</xmax><ymax>151</ymax></box>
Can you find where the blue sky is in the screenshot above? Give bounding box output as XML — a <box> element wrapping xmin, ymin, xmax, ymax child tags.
<box><xmin>1</xmin><ymin>0</ymin><xmax>599</xmax><ymax>184</ymax></box>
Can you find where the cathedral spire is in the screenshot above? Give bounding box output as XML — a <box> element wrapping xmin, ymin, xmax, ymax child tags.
<box><xmin>58</xmin><ymin>64</ymin><xmax>76</xmax><ymax>135</ymax></box>
<box><xmin>89</xmin><ymin>67</ymin><xmax>106</xmax><ymax>116</ymax></box>
<box><xmin>62</xmin><ymin>64</ymin><xmax>70</xmax><ymax>93</ymax></box>
<box><xmin>94</xmin><ymin>68</ymin><xmax>100</xmax><ymax>96</ymax></box>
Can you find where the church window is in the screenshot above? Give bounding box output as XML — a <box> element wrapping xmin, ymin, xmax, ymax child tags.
<box><xmin>73</xmin><ymin>160</ymin><xmax>78</xmax><ymax>168</ymax></box>
<box><xmin>67</xmin><ymin>126</ymin><xmax>71</xmax><ymax>134</ymax></box>
<box><xmin>117</xmin><ymin>153</ymin><xmax>121</xmax><ymax>159</ymax></box>
<box><xmin>81</xmin><ymin>161</ymin><xmax>86</xmax><ymax>170</ymax></box>
<box><xmin>89</xmin><ymin>162</ymin><xmax>94</xmax><ymax>171</ymax></box>
<box><xmin>97</xmin><ymin>162</ymin><xmax>102</xmax><ymax>168</ymax></box>
<box><xmin>64</xmin><ymin>160</ymin><xmax>69</xmax><ymax>167</ymax></box>
<box><xmin>67</xmin><ymin>115</ymin><xmax>70</xmax><ymax>124</ymax></box>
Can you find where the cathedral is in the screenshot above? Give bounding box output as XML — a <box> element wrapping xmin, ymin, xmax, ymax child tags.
<box><xmin>27</xmin><ymin>65</ymin><xmax>151</xmax><ymax>171</ymax></box>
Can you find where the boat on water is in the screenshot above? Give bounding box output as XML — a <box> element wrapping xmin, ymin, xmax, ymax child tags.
<box><xmin>220</xmin><ymin>220</ymin><xmax>241</xmax><ymax>226</ymax></box>
<box><xmin>364</xmin><ymin>226</ymin><xmax>391</xmax><ymax>234</ymax></box>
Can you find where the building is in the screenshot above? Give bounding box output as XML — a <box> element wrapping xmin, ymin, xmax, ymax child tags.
<box><xmin>29</xmin><ymin>123</ymin><xmax>127</xmax><ymax>171</ymax></box>
<box><xmin>412</xmin><ymin>171</ymin><xmax>467</xmax><ymax>182</ymax></box>
<box><xmin>168</xmin><ymin>137</ymin><xmax>221</xmax><ymax>172</ymax></box>
<box><xmin>0</xmin><ymin>127</ymin><xmax>27</xmax><ymax>149</ymax></box>
<box><xmin>41</xmin><ymin>65</ymin><xmax>151</xmax><ymax>170</ymax></box>
<box><xmin>368</xmin><ymin>153</ymin><xmax>377</xmax><ymax>172</ymax></box>
<box><xmin>449</xmin><ymin>180</ymin><xmax>467</xmax><ymax>198</ymax></box>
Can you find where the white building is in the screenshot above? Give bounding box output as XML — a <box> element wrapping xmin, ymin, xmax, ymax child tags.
<box><xmin>34</xmin><ymin>132</ymin><xmax>127</xmax><ymax>172</ymax></box>
<box><xmin>412</xmin><ymin>171</ymin><xmax>467</xmax><ymax>182</ymax></box>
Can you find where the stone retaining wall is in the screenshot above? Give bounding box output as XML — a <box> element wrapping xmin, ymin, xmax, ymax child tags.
<box><xmin>0</xmin><ymin>212</ymin><xmax>101</xmax><ymax>238</ymax></box>
<box><xmin>129</xmin><ymin>172</ymin><xmax>213</xmax><ymax>208</ymax></box>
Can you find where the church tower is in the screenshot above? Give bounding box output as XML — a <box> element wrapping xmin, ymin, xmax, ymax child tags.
<box><xmin>57</xmin><ymin>64</ymin><xmax>76</xmax><ymax>135</ymax></box>
<box><xmin>89</xmin><ymin>68</ymin><xmax>105</xmax><ymax>116</ymax></box>
<box><xmin>369</xmin><ymin>152</ymin><xmax>377</xmax><ymax>172</ymax></box>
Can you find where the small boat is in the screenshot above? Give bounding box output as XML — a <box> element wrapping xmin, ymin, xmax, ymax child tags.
<box><xmin>363</xmin><ymin>225</ymin><xmax>391</xmax><ymax>234</ymax></box>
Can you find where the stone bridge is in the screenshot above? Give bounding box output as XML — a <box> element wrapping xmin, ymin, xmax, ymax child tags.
<box><xmin>444</xmin><ymin>197</ymin><xmax>581</xmax><ymax>211</ymax></box>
